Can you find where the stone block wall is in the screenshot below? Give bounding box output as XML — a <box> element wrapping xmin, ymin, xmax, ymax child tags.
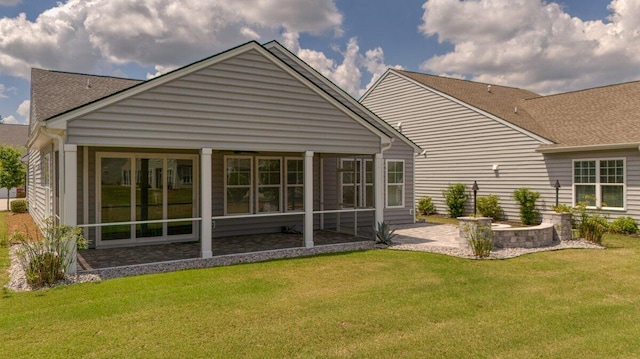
<box><xmin>541</xmin><ymin>211</ymin><xmax>572</xmax><ymax>241</ymax></box>
<box><xmin>492</xmin><ymin>224</ymin><xmax>554</xmax><ymax>248</ymax></box>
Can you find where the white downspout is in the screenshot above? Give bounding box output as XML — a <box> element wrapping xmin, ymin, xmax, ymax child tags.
<box><xmin>375</xmin><ymin>138</ymin><xmax>394</xmax><ymax>226</ymax></box>
<box><xmin>39</xmin><ymin>126</ymin><xmax>65</xmax><ymax>223</ymax></box>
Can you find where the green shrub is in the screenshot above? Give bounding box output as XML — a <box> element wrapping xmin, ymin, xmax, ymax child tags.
<box><xmin>513</xmin><ymin>188</ymin><xmax>541</xmax><ymax>225</ymax></box>
<box><xmin>477</xmin><ymin>194</ymin><xmax>502</xmax><ymax>220</ymax></box>
<box><xmin>374</xmin><ymin>222</ymin><xmax>396</xmax><ymax>245</ymax></box>
<box><xmin>469</xmin><ymin>224</ymin><xmax>493</xmax><ymax>258</ymax></box>
<box><xmin>580</xmin><ymin>215</ymin><xmax>609</xmax><ymax>244</ymax></box>
<box><xmin>552</xmin><ymin>204</ymin><xmax>572</xmax><ymax>213</ymax></box>
<box><xmin>10</xmin><ymin>200</ymin><xmax>27</xmax><ymax>213</ymax></box>
<box><xmin>417</xmin><ymin>196</ymin><xmax>435</xmax><ymax>215</ymax></box>
<box><xmin>0</xmin><ymin>235</ymin><xmax>9</xmax><ymax>248</ymax></box>
<box><xmin>442</xmin><ymin>183</ymin><xmax>468</xmax><ymax>218</ymax></box>
<box><xmin>12</xmin><ymin>219</ymin><xmax>87</xmax><ymax>289</ymax></box>
<box><xmin>609</xmin><ymin>216</ymin><xmax>638</xmax><ymax>235</ymax></box>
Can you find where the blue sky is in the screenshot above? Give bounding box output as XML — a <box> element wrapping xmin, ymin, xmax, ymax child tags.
<box><xmin>0</xmin><ymin>0</ymin><xmax>631</xmax><ymax>125</ymax></box>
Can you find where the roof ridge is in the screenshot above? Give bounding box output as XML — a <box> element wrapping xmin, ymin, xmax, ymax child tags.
<box><xmin>395</xmin><ymin>69</ymin><xmax>538</xmax><ymax>94</ymax></box>
<box><xmin>32</xmin><ymin>67</ymin><xmax>143</xmax><ymax>82</ymax></box>
<box><xmin>525</xmin><ymin>78</ymin><xmax>640</xmax><ymax>101</ymax></box>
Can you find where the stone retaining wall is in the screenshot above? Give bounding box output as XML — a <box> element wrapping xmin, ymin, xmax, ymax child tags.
<box><xmin>492</xmin><ymin>223</ymin><xmax>554</xmax><ymax>248</ymax></box>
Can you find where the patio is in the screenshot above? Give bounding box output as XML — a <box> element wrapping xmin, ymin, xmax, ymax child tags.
<box><xmin>77</xmin><ymin>230</ymin><xmax>371</xmax><ymax>270</ymax></box>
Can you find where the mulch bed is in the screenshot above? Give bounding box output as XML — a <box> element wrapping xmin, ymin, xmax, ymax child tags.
<box><xmin>5</xmin><ymin>212</ymin><xmax>40</xmax><ymax>239</ymax></box>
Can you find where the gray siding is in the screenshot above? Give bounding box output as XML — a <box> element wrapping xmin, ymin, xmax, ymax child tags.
<box><xmin>67</xmin><ymin>49</ymin><xmax>381</xmax><ymax>154</ymax></box>
<box><xmin>362</xmin><ymin>72</ymin><xmax>555</xmax><ymax>221</ymax></box>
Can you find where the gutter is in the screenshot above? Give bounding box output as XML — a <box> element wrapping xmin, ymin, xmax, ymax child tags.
<box><xmin>536</xmin><ymin>142</ymin><xmax>640</xmax><ymax>154</ymax></box>
<box><xmin>39</xmin><ymin>126</ymin><xmax>65</xmax><ymax>223</ymax></box>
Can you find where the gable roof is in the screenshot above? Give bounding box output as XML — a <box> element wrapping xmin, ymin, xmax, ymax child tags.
<box><xmin>0</xmin><ymin>124</ymin><xmax>29</xmax><ymax>148</ymax></box>
<box><xmin>264</xmin><ymin>42</ymin><xmax>421</xmax><ymax>152</ymax></box>
<box><xmin>381</xmin><ymin>69</ymin><xmax>640</xmax><ymax>152</ymax></box>
<box><xmin>33</xmin><ymin>41</ymin><xmax>400</xmax><ymax>148</ymax></box>
<box><xmin>390</xmin><ymin>70</ymin><xmax>553</xmax><ymax>142</ymax></box>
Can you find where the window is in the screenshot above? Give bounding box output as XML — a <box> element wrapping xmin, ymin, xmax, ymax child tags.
<box><xmin>225</xmin><ymin>157</ymin><xmax>253</xmax><ymax>215</ymax></box>
<box><xmin>340</xmin><ymin>159</ymin><xmax>373</xmax><ymax>208</ymax></box>
<box><xmin>286</xmin><ymin>158</ymin><xmax>304</xmax><ymax>211</ymax></box>
<box><xmin>42</xmin><ymin>153</ymin><xmax>51</xmax><ymax>187</ymax></box>
<box><xmin>386</xmin><ymin>160</ymin><xmax>404</xmax><ymax>208</ymax></box>
<box><xmin>179</xmin><ymin>166</ymin><xmax>192</xmax><ymax>185</ymax></box>
<box><xmin>573</xmin><ymin>159</ymin><xmax>625</xmax><ymax>209</ymax></box>
<box><xmin>257</xmin><ymin>157</ymin><xmax>281</xmax><ymax>213</ymax></box>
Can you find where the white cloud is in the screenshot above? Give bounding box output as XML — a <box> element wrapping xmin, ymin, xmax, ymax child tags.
<box><xmin>16</xmin><ymin>99</ymin><xmax>29</xmax><ymax>118</ymax></box>
<box><xmin>1</xmin><ymin>115</ymin><xmax>18</xmax><ymax>124</ymax></box>
<box><xmin>0</xmin><ymin>0</ymin><xmax>343</xmax><ymax>79</ymax></box>
<box><xmin>284</xmin><ymin>33</ymin><xmax>401</xmax><ymax>97</ymax></box>
<box><xmin>419</xmin><ymin>0</ymin><xmax>640</xmax><ymax>94</ymax></box>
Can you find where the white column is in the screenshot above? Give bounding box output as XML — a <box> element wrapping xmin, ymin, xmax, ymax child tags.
<box><xmin>200</xmin><ymin>148</ymin><xmax>213</xmax><ymax>258</ymax></box>
<box><xmin>304</xmin><ymin>151</ymin><xmax>314</xmax><ymax>248</ymax></box>
<box><xmin>63</xmin><ymin>144</ymin><xmax>78</xmax><ymax>274</ymax></box>
<box><xmin>374</xmin><ymin>153</ymin><xmax>384</xmax><ymax>226</ymax></box>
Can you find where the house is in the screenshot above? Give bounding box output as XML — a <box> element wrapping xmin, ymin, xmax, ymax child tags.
<box><xmin>26</xmin><ymin>41</ymin><xmax>421</xmax><ymax>273</ymax></box>
<box><xmin>361</xmin><ymin>69</ymin><xmax>640</xmax><ymax>221</ymax></box>
<box><xmin>0</xmin><ymin>123</ymin><xmax>29</xmax><ymax>198</ymax></box>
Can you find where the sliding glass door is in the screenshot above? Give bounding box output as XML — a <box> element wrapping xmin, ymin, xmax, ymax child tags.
<box><xmin>98</xmin><ymin>153</ymin><xmax>197</xmax><ymax>246</ymax></box>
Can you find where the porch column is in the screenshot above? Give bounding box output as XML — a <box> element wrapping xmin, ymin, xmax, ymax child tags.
<box><xmin>304</xmin><ymin>151</ymin><xmax>314</xmax><ymax>248</ymax></box>
<box><xmin>62</xmin><ymin>144</ymin><xmax>78</xmax><ymax>274</ymax></box>
<box><xmin>200</xmin><ymin>148</ymin><xmax>213</xmax><ymax>258</ymax></box>
<box><xmin>374</xmin><ymin>153</ymin><xmax>384</xmax><ymax>226</ymax></box>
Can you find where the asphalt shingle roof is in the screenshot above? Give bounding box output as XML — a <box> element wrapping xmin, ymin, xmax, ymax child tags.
<box><xmin>30</xmin><ymin>68</ymin><xmax>142</xmax><ymax>123</ymax></box>
<box><xmin>0</xmin><ymin>124</ymin><xmax>29</xmax><ymax>148</ymax></box>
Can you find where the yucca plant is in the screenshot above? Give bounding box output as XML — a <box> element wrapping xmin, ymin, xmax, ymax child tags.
<box><xmin>374</xmin><ymin>221</ymin><xmax>397</xmax><ymax>245</ymax></box>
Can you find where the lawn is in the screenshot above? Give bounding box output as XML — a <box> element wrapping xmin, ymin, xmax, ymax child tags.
<box><xmin>1</xmin><ymin>219</ymin><xmax>640</xmax><ymax>358</ymax></box>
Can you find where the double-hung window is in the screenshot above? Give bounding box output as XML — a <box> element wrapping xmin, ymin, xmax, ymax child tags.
<box><xmin>573</xmin><ymin>159</ymin><xmax>625</xmax><ymax>209</ymax></box>
<box><xmin>257</xmin><ymin>157</ymin><xmax>281</xmax><ymax>213</ymax></box>
<box><xmin>340</xmin><ymin>159</ymin><xmax>373</xmax><ymax>208</ymax></box>
<box><xmin>285</xmin><ymin>158</ymin><xmax>304</xmax><ymax>211</ymax></box>
<box><xmin>386</xmin><ymin>160</ymin><xmax>404</xmax><ymax>208</ymax></box>
<box><xmin>225</xmin><ymin>157</ymin><xmax>253</xmax><ymax>215</ymax></box>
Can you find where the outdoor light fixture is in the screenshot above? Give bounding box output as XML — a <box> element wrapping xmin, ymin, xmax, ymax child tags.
<box><xmin>472</xmin><ymin>181</ymin><xmax>479</xmax><ymax>216</ymax></box>
<box><xmin>554</xmin><ymin>180</ymin><xmax>561</xmax><ymax>207</ymax></box>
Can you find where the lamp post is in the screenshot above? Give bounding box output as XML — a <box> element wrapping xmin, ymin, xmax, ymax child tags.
<box><xmin>472</xmin><ymin>181</ymin><xmax>479</xmax><ymax>216</ymax></box>
<box><xmin>554</xmin><ymin>180</ymin><xmax>561</xmax><ymax>207</ymax></box>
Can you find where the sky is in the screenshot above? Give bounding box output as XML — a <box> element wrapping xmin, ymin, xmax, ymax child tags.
<box><xmin>0</xmin><ymin>0</ymin><xmax>635</xmax><ymax>126</ymax></box>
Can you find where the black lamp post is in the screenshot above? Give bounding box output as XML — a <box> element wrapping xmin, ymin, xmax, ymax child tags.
<box><xmin>554</xmin><ymin>180</ymin><xmax>561</xmax><ymax>207</ymax></box>
<box><xmin>472</xmin><ymin>181</ymin><xmax>479</xmax><ymax>216</ymax></box>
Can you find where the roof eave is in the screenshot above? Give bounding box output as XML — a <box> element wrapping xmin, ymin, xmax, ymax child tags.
<box><xmin>536</xmin><ymin>142</ymin><xmax>640</xmax><ymax>154</ymax></box>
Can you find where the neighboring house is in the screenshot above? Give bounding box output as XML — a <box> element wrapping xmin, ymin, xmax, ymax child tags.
<box><xmin>361</xmin><ymin>69</ymin><xmax>640</xmax><ymax>221</ymax></box>
<box><xmin>0</xmin><ymin>123</ymin><xmax>29</xmax><ymax>198</ymax></box>
<box><xmin>26</xmin><ymin>41</ymin><xmax>420</xmax><ymax>272</ymax></box>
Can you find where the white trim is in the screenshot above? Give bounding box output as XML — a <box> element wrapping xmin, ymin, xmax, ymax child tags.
<box><xmin>572</xmin><ymin>158</ymin><xmax>626</xmax><ymax>210</ymax></box>
<box><xmin>537</xmin><ymin>142</ymin><xmax>640</xmax><ymax>154</ymax></box>
<box><xmin>83</xmin><ymin>146</ymin><xmax>89</xmax><ymax>226</ymax></box>
<box><xmin>375</xmin><ymin>69</ymin><xmax>554</xmax><ymax>145</ymax></box>
<box><xmin>95</xmin><ymin>151</ymin><xmax>199</xmax><ymax>247</ymax></box>
<box><xmin>200</xmin><ymin>148</ymin><xmax>212</xmax><ymax>258</ymax></box>
<box><xmin>304</xmin><ymin>151</ymin><xmax>314</xmax><ymax>248</ymax></box>
<box><xmin>385</xmin><ymin>159</ymin><xmax>405</xmax><ymax>209</ymax></box>
<box><xmin>223</xmin><ymin>155</ymin><xmax>254</xmax><ymax>216</ymax></box>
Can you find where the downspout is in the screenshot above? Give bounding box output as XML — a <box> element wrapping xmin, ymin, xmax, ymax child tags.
<box><xmin>39</xmin><ymin>126</ymin><xmax>65</xmax><ymax>223</ymax></box>
<box><xmin>375</xmin><ymin>137</ymin><xmax>394</xmax><ymax>226</ymax></box>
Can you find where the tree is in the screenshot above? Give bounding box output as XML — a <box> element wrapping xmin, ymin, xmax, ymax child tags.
<box><xmin>0</xmin><ymin>145</ymin><xmax>26</xmax><ymax>209</ymax></box>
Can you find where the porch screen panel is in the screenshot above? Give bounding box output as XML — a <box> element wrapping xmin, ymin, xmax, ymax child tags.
<box><xmin>286</xmin><ymin>158</ymin><xmax>304</xmax><ymax>211</ymax></box>
<box><xmin>168</xmin><ymin>158</ymin><xmax>194</xmax><ymax>235</ymax></box>
<box><xmin>136</xmin><ymin>158</ymin><xmax>164</xmax><ymax>238</ymax></box>
<box><xmin>101</xmin><ymin>157</ymin><xmax>132</xmax><ymax>240</ymax></box>
<box><xmin>257</xmin><ymin>158</ymin><xmax>281</xmax><ymax>213</ymax></box>
<box><xmin>226</xmin><ymin>157</ymin><xmax>252</xmax><ymax>214</ymax></box>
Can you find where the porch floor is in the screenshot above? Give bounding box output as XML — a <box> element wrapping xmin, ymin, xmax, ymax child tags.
<box><xmin>77</xmin><ymin>230</ymin><xmax>370</xmax><ymax>270</ymax></box>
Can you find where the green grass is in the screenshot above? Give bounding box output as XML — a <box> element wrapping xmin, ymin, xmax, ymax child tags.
<box><xmin>2</xmin><ymin>232</ymin><xmax>640</xmax><ymax>358</ymax></box>
<box><xmin>419</xmin><ymin>214</ymin><xmax>460</xmax><ymax>225</ymax></box>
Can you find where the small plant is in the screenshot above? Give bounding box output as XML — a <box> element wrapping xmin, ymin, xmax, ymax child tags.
<box><xmin>580</xmin><ymin>215</ymin><xmax>609</xmax><ymax>244</ymax></box>
<box><xmin>513</xmin><ymin>187</ymin><xmax>541</xmax><ymax>225</ymax></box>
<box><xmin>417</xmin><ymin>196</ymin><xmax>435</xmax><ymax>215</ymax></box>
<box><xmin>609</xmin><ymin>216</ymin><xmax>638</xmax><ymax>235</ymax></box>
<box><xmin>374</xmin><ymin>221</ymin><xmax>396</xmax><ymax>245</ymax></box>
<box><xmin>10</xmin><ymin>199</ymin><xmax>27</xmax><ymax>213</ymax></box>
<box><xmin>552</xmin><ymin>204</ymin><xmax>572</xmax><ymax>213</ymax></box>
<box><xmin>0</xmin><ymin>235</ymin><xmax>9</xmax><ymax>248</ymax></box>
<box><xmin>442</xmin><ymin>183</ymin><xmax>468</xmax><ymax>218</ymax></box>
<box><xmin>469</xmin><ymin>224</ymin><xmax>493</xmax><ymax>258</ymax></box>
<box><xmin>12</xmin><ymin>219</ymin><xmax>87</xmax><ymax>289</ymax></box>
<box><xmin>477</xmin><ymin>194</ymin><xmax>502</xmax><ymax>220</ymax></box>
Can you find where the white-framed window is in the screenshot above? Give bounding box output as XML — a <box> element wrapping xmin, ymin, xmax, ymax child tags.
<box><xmin>256</xmin><ymin>157</ymin><xmax>281</xmax><ymax>213</ymax></box>
<box><xmin>180</xmin><ymin>166</ymin><xmax>192</xmax><ymax>185</ymax></box>
<box><xmin>42</xmin><ymin>152</ymin><xmax>51</xmax><ymax>187</ymax></box>
<box><xmin>224</xmin><ymin>156</ymin><xmax>253</xmax><ymax>215</ymax></box>
<box><xmin>285</xmin><ymin>158</ymin><xmax>304</xmax><ymax>211</ymax></box>
<box><xmin>340</xmin><ymin>158</ymin><xmax>373</xmax><ymax>208</ymax></box>
<box><xmin>573</xmin><ymin>158</ymin><xmax>625</xmax><ymax>209</ymax></box>
<box><xmin>386</xmin><ymin>160</ymin><xmax>404</xmax><ymax>208</ymax></box>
